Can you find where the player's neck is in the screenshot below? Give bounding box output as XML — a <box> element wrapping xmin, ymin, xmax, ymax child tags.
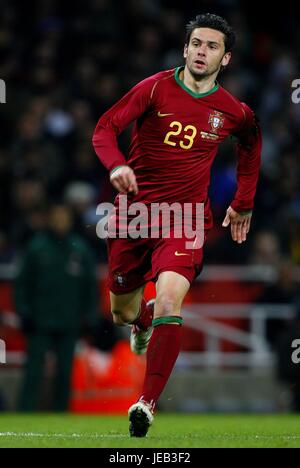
<box><xmin>181</xmin><ymin>66</ymin><xmax>217</xmax><ymax>95</ymax></box>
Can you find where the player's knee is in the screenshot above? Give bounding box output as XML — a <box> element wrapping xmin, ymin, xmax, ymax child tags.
<box><xmin>111</xmin><ymin>311</ymin><xmax>126</xmax><ymax>326</ymax></box>
<box><xmin>155</xmin><ymin>293</ymin><xmax>180</xmax><ymax>316</ymax></box>
<box><xmin>111</xmin><ymin>309</ymin><xmax>136</xmax><ymax>326</ymax></box>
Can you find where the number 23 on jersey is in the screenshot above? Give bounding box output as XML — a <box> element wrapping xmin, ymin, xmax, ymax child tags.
<box><xmin>164</xmin><ymin>120</ymin><xmax>197</xmax><ymax>150</ymax></box>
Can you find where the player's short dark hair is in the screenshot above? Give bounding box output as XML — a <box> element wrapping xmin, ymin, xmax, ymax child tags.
<box><xmin>185</xmin><ymin>13</ymin><xmax>236</xmax><ymax>52</ymax></box>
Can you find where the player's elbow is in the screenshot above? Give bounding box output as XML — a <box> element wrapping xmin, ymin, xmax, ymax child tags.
<box><xmin>92</xmin><ymin>122</ymin><xmax>115</xmax><ymax>152</ymax></box>
<box><xmin>92</xmin><ymin>125</ymin><xmax>104</xmax><ymax>149</ymax></box>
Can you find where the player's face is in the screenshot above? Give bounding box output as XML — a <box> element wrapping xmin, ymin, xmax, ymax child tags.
<box><xmin>184</xmin><ymin>28</ymin><xmax>231</xmax><ymax>78</ymax></box>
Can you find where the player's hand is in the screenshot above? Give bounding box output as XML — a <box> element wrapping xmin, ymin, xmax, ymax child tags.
<box><xmin>222</xmin><ymin>206</ymin><xmax>252</xmax><ymax>244</ymax></box>
<box><xmin>110</xmin><ymin>165</ymin><xmax>138</xmax><ymax>195</ymax></box>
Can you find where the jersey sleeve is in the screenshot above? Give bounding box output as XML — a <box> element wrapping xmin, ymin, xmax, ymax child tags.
<box><xmin>230</xmin><ymin>102</ymin><xmax>262</xmax><ymax>213</ymax></box>
<box><xmin>92</xmin><ymin>77</ymin><xmax>157</xmax><ymax>172</ymax></box>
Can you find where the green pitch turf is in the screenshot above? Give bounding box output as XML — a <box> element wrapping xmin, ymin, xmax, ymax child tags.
<box><xmin>0</xmin><ymin>413</ymin><xmax>300</xmax><ymax>448</ymax></box>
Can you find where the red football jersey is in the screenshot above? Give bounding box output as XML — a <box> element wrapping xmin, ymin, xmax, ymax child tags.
<box><xmin>93</xmin><ymin>67</ymin><xmax>262</xmax><ymax>223</ymax></box>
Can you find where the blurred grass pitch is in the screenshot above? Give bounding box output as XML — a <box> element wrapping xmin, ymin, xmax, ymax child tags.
<box><xmin>0</xmin><ymin>413</ymin><xmax>300</xmax><ymax>448</ymax></box>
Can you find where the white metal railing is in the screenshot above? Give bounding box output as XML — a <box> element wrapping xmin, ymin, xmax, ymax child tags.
<box><xmin>1</xmin><ymin>305</ymin><xmax>296</xmax><ymax>367</ymax></box>
<box><xmin>0</xmin><ymin>260</ymin><xmax>297</xmax><ymax>369</ymax></box>
<box><xmin>178</xmin><ymin>304</ymin><xmax>296</xmax><ymax>370</ymax></box>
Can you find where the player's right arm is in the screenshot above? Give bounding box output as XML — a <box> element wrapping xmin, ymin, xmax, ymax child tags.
<box><xmin>109</xmin><ymin>165</ymin><xmax>138</xmax><ymax>195</ymax></box>
<box><xmin>92</xmin><ymin>77</ymin><xmax>157</xmax><ymax>194</ymax></box>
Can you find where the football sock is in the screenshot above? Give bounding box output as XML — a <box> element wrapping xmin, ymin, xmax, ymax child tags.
<box><xmin>132</xmin><ymin>299</ymin><xmax>154</xmax><ymax>331</ymax></box>
<box><xmin>139</xmin><ymin>317</ymin><xmax>183</xmax><ymax>411</ymax></box>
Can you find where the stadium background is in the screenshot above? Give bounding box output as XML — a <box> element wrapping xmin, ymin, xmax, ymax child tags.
<box><xmin>0</xmin><ymin>0</ymin><xmax>300</xmax><ymax>415</ymax></box>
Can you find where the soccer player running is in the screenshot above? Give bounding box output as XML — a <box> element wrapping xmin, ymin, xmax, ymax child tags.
<box><xmin>93</xmin><ymin>13</ymin><xmax>262</xmax><ymax>437</ymax></box>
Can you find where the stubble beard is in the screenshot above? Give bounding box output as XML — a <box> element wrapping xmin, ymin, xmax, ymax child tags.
<box><xmin>187</xmin><ymin>60</ymin><xmax>221</xmax><ymax>81</ymax></box>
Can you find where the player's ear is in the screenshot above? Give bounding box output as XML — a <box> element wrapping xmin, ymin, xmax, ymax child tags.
<box><xmin>183</xmin><ymin>44</ymin><xmax>188</xmax><ymax>59</ymax></box>
<box><xmin>221</xmin><ymin>52</ymin><xmax>231</xmax><ymax>67</ymax></box>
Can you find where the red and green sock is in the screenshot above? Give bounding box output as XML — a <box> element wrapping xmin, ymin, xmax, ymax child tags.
<box><xmin>139</xmin><ymin>316</ymin><xmax>183</xmax><ymax>411</ymax></box>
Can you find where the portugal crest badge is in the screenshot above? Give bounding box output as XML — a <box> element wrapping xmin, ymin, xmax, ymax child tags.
<box><xmin>114</xmin><ymin>272</ymin><xmax>126</xmax><ymax>287</ymax></box>
<box><xmin>208</xmin><ymin>111</ymin><xmax>224</xmax><ymax>134</ymax></box>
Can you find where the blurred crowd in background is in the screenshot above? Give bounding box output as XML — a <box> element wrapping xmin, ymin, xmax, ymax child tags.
<box><xmin>0</xmin><ymin>0</ymin><xmax>299</xmax><ymax>268</ymax></box>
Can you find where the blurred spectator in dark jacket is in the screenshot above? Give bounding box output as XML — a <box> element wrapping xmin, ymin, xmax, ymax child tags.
<box><xmin>276</xmin><ymin>310</ymin><xmax>300</xmax><ymax>412</ymax></box>
<box><xmin>249</xmin><ymin>230</ymin><xmax>282</xmax><ymax>267</ymax></box>
<box><xmin>258</xmin><ymin>259</ymin><xmax>297</xmax><ymax>347</ymax></box>
<box><xmin>257</xmin><ymin>259</ymin><xmax>300</xmax><ymax>411</ymax></box>
<box><xmin>14</xmin><ymin>204</ymin><xmax>98</xmax><ymax>411</ymax></box>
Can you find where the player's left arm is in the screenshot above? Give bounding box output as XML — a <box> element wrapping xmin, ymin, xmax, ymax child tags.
<box><xmin>222</xmin><ymin>206</ymin><xmax>252</xmax><ymax>244</ymax></box>
<box><xmin>222</xmin><ymin>103</ymin><xmax>262</xmax><ymax>243</ymax></box>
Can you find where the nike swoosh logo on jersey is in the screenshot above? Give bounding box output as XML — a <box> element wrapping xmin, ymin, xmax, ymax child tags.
<box><xmin>157</xmin><ymin>111</ymin><xmax>174</xmax><ymax>117</ymax></box>
<box><xmin>175</xmin><ymin>251</ymin><xmax>190</xmax><ymax>256</ymax></box>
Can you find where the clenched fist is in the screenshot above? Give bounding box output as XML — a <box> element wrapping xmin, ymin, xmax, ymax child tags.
<box><xmin>110</xmin><ymin>165</ymin><xmax>138</xmax><ymax>195</ymax></box>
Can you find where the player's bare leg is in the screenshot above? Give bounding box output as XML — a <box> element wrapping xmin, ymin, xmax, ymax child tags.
<box><xmin>129</xmin><ymin>271</ymin><xmax>190</xmax><ymax>437</ymax></box>
<box><xmin>110</xmin><ymin>287</ymin><xmax>155</xmax><ymax>354</ymax></box>
<box><xmin>110</xmin><ymin>286</ymin><xmax>145</xmax><ymax>326</ymax></box>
